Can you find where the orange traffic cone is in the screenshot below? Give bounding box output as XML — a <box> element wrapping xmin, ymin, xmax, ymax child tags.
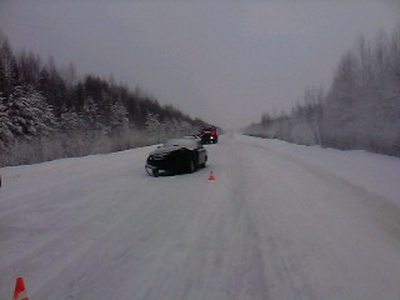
<box><xmin>208</xmin><ymin>171</ymin><xmax>216</xmax><ymax>180</ymax></box>
<box><xmin>13</xmin><ymin>277</ymin><xmax>29</xmax><ymax>300</ymax></box>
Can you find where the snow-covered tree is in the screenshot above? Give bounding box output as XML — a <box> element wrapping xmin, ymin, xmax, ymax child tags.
<box><xmin>247</xmin><ymin>26</ymin><xmax>400</xmax><ymax>156</ymax></box>
<box><xmin>0</xmin><ymin>93</ymin><xmax>12</xmax><ymax>149</ymax></box>
<box><xmin>0</xmin><ymin>33</ymin><xmax>207</xmax><ymax>166</ymax></box>
<box><xmin>59</xmin><ymin>111</ymin><xmax>84</xmax><ymax>133</ymax></box>
<box><xmin>145</xmin><ymin>112</ymin><xmax>163</xmax><ymax>143</ymax></box>
<box><xmin>109</xmin><ymin>101</ymin><xmax>129</xmax><ymax>132</ymax></box>
<box><xmin>6</xmin><ymin>85</ymin><xmax>56</xmax><ymax>139</ymax></box>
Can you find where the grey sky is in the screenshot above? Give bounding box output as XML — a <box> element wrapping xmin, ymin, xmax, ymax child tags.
<box><xmin>0</xmin><ymin>1</ymin><xmax>399</xmax><ymax>129</ymax></box>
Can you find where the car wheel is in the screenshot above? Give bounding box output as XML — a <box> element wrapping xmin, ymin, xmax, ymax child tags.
<box><xmin>153</xmin><ymin>169</ymin><xmax>159</xmax><ymax>177</ymax></box>
<box><xmin>187</xmin><ymin>159</ymin><xmax>196</xmax><ymax>173</ymax></box>
<box><xmin>199</xmin><ymin>156</ymin><xmax>206</xmax><ymax>168</ymax></box>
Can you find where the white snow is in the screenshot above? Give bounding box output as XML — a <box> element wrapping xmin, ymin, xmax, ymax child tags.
<box><xmin>1</xmin><ymin>133</ymin><xmax>400</xmax><ymax>299</ymax></box>
<box><xmin>243</xmin><ymin>135</ymin><xmax>400</xmax><ymax>205</ymax></box>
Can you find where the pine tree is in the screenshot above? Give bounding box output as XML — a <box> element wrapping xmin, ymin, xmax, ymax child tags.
<box><xmin>0</xmin><ymin>93</ymin><xmax>13</xmax><ymax>150</ymax></box>
<box><xmin>6</xmin><ymin>85</ymin><xmax>56</xmax><ymax>139</ymax></box>
<box><xmin>145</xmin><ymin>112</ymin><xmax>162</xmax><ymax>142</ymax></box>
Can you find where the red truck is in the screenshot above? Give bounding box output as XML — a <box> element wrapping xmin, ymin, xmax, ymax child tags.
<box><xmin>200</xmin><ymin>125</ymin><xmax>218</xmax><ymax>144</ymax></box>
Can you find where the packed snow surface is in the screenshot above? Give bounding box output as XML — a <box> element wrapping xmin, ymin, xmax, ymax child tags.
<box><xmin>1</xmin><ymin>133</ymin><xmax>400</xmax><ymax>299</ymax></box>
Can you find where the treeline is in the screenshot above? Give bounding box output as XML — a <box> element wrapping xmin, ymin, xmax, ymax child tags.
<box><xmin>0</xmin><ymin>36</ymin><xmax>204</xmax><ymax>166</ymax></box>
<box><xmin>244</xmin><ymin>27</ymin><xmax>400</xmax><ymax>157</ymax></box>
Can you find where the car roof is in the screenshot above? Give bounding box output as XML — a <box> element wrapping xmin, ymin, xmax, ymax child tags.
<box><xmin>163</xmin><ymin>138</ymin><xmax>200</xmax><ymax>149</ymax></box>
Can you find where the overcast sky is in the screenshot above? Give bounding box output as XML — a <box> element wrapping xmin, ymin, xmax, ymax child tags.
<box><xmin>1</xmin><ymin>0</ymin><xmax>399</xmax><ymax>129</ymax></box>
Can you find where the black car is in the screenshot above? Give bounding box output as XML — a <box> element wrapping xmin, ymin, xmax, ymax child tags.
<box><xmin>145</xmin><ymin>138</ymin><xmax>208</xmax><ymax>177</ymax></box>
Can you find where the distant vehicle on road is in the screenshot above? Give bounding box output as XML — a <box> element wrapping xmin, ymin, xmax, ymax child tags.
<box><xmin>200</xmin><ymin>125</ymin><xmax>219</xmax><ymax>144</ymax></box>
<box><xmin>145</xmin><ymin>138</ymin><xmax>208</xmax><ymax>177</ymax></box>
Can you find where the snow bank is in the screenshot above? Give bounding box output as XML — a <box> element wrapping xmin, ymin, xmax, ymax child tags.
<box><xmin>240</xmin><ymin>135</ymin><xmax>400</xmax><ymax>205</ymax></box>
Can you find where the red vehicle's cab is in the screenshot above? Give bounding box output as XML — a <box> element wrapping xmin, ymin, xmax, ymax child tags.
<box><xmin>200</xmin><ymin>125</ymin><xmax>218</xmax><ymax>144</ymax></box>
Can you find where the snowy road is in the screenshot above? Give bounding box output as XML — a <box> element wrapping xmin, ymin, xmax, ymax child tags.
<box><xmin>1</xmin><ymin>134</ymin><xmax>400</xmax><ymax>299</ymax></box>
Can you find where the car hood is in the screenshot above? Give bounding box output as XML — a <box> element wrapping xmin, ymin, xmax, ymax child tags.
<box><xmin>149</xmin><ymin>146</ymin><xmax>184</xmax><ymax>156</ymax></box>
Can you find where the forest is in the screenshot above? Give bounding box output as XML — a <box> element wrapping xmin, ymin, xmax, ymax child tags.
<box><xmin>244</xmin><ymin>27</ymin><xmax>400</xmax><ymax>157</ymax></box>
<box><xmin>0</xmin><ymin>35</ymin><xmax>205</xmax><ymax>167</ymax></box>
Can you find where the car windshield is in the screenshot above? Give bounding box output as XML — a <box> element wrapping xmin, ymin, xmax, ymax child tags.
<box><xmin>163</xmin><ymin>139</ymin><xmax>198</xmax><ymax>149</ymax></box>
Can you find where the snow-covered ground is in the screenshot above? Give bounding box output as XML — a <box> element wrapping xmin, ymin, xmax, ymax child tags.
<box><xmin>1</xmin><ymin>133</ymin><xmax>400</xmax><ymax>299</ymax></box>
